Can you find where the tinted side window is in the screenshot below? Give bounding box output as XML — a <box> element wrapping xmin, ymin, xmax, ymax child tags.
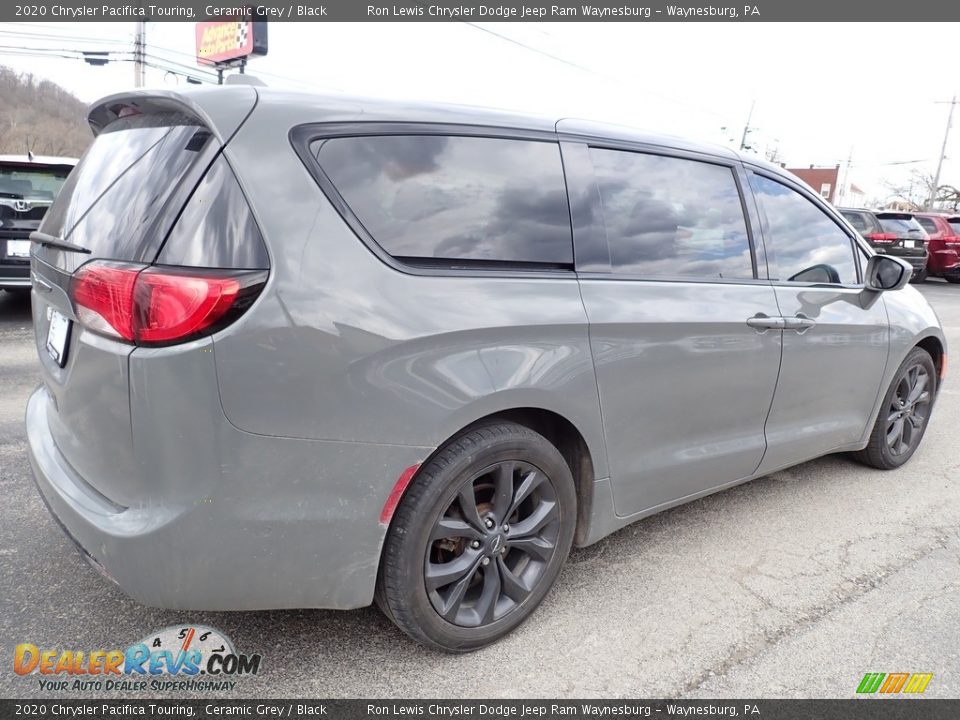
<box><xmin>841</xmin><ymin>211</ymin><xmax>868</xmax><ymax>233</ymax></box>
<box><xmin>589</xmin><ymin>148</ymin><xmax>753</xmax><ymax>279</ymax></box>
<box><xmin>316</xmin><ymin>135</ymin><xmax>572</xmax><ymax>266</ymax></box>
<box><xmin>156</xmin><ymin>156</ymin><xmax>269</xmax><ymax>269</ymax></box>
<box><xmin>751</xmin><ymin>174</ymin><xmax>857</xmax><ymax>284</ymax></box>
<box><xmin>916</xmin><ymin>217</ymin><xmax>938</xmax><ymax>235</ymax></box>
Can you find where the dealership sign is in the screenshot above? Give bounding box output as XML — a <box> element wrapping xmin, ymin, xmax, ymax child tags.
<box><xmin>196</xmin><ymin>20</ymin><xmax>268</xmax><ymax>65</ymax></box>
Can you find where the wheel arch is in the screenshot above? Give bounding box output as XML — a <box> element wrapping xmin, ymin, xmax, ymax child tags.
<box><xmin>915</xmin><ymin>334</ymin><xmax>946</xmax><ymax>386</ymax></box>
<box><xmin>384</xmin><ymin>405</ymin><xmax>601</xmax><ymax>550</ymax></box>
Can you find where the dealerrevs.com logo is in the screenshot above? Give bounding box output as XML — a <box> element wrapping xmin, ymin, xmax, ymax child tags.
<box><xmin>14</xmin><ymin>625</ymin><xmax>261</xmax><ymax>692</ymax></box>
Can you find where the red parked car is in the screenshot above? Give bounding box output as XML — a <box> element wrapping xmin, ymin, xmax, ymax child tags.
<box><xmin>914</xmin><ymin>213</ymin><xmax>960</xmax><ymax>283</ymax></box>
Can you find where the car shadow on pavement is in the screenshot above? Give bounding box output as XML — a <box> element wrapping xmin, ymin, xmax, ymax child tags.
<box><xmin>0</xmin><ymin>290</ymin><xmax>31</xmax><ymax>321</ymax></box>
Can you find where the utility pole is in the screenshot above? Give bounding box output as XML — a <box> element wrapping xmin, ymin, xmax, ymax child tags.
<box><xmin>739</xmin><ymin>100</ymin><xmax>756</xmax><ymax>152</ymax></box>
<box><xmin>133</xmin><ymin>21</ymin><xmax>146</xmax><ymax>88</ymax></box>
<box><xmin>930</xmin><ymin>96</ymin><xmax>957</xmax><ymax>210</ymax></box>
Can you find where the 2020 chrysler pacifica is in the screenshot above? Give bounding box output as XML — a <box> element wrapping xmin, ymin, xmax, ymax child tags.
<box><xmin>27</xmin><ymin>85</ymin><xmax>945</xmax><ymax>651</ymax></box>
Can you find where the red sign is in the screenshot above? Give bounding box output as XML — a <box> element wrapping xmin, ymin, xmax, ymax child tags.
<box><xmin>196</xmin><ymin>21</ymin><xmax>255</xmax><ymax>64</ymax></box>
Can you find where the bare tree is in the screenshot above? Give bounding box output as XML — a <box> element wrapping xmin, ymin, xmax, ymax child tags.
<box><xmin>883</xmin><ymin>169</ymin><xmax>960</xmax><ymax>211</ymax></box>
<box><xmin>0</xmin><ymin>66</ymin><xmax>91</xmax><ymax>158</ymax></box>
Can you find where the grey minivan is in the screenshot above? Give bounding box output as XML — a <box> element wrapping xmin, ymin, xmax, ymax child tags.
<box><xmin>27</xmin><ymin>86</ymin><xmax>945</xmax><ymax>652</ymax></box>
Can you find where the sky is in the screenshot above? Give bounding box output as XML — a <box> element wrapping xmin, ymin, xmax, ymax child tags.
<box><xmin>0</xmin><ymin>21</ymin><xmax>956</xmax><ymax>204</ymax></box>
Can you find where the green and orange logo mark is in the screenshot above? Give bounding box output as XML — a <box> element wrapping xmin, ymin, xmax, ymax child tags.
<box><xmin>857</xmin><ymin>672</ymin><xmax>933</xmax><ymax>694</ymax></box>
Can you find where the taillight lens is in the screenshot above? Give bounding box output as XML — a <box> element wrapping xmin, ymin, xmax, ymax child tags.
<box><xmin>71</xmin><ymin>261</ymin><xmax>266</xmax><ymax>346</ymax></box>
<box><xmin>72</xmin><ymin>262</ymin><xmax>141</xmax><ymax>341</ymax></box>
<box><xmin>866</xmin><ymin>232</ymin><xmax>898</xmax><ymax>243</ymax></box>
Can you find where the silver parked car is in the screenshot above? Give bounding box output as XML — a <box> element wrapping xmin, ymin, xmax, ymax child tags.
<box><xmin>27</xmin><ymin>86</ymin><xmax>945</xmax><ymax>651</ymax></box>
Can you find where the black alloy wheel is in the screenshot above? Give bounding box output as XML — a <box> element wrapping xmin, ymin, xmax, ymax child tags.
<box><xmin>424</xmin><ymin>459</ymin><xmax>561</xmax><ymax>627</ymax></box>
<box><xmin>376</xmin><ymin>422</ymin><xmax>576</xmax><ymax>651</ymax></box>
<box><xmin>854</xmin><ymin>347</ymin><xmax>937</xmax><ymax>469</ymax></box>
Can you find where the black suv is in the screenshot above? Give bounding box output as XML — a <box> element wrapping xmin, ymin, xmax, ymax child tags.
<box><xmin>838</xmin><ymin>208</ymin><xmax>929</xmax><ymax>282</ymax></box>
<box><xmin>0</xmin><ymin>155</ymin><xmax>76</xmax><ymax>293</ymax></box>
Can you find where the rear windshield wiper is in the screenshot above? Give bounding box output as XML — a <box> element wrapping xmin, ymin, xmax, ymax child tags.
<box><xmin>29</xmin><ymin>231</ymin><xmax>91</xmax><ymax>254</ymax></box>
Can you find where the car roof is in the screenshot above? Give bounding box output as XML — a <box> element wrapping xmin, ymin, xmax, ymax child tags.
<box><xmin>93</xmin><ymin>84</ymin><xmax>747</xmax><ymax>164</ymax></box>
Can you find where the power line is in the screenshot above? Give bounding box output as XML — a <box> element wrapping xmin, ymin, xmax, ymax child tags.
<box><xmin>460</xmin><ymin>22</ymin><xmax>731</xmax><ymax>123</ymax></box>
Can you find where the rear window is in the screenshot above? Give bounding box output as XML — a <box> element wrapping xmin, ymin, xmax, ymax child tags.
<box><xmin>314</xmin><ymin>135</ymin><xmax>573</xmax><ymax>268</ymax></box>
<box><xmin>877</xmin><ymin>215</ymin><xmax>925</xmax><ymax>235</ymax></box>
<box><xmin>950</xmin><ymin>220</ymin><xmax>960</xmax><ymax>235</ymax></box>
<box><xmin>0</xmin><ymin>164</ymin><xmax>71</xmax><ymax>201</ymax></box>
<box><xmin>38</xmin><ymin>113</ymin><xmax>217</xmax><ymax>272</ymax></box>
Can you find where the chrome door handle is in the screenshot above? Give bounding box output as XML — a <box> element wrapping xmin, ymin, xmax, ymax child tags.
<box><xmin>784</xmin><ymin>314</ymin><xmax>816</xmax><ymax>333</ymax></box>
<box><xmin>746</xmin><ymin>313</ymin><xmax>786</xmax><ymax>331</ymax></box>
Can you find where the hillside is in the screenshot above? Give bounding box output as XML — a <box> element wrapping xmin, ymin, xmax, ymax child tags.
<box><xmin>0</xmin><ymin>66</ymin><xmax>91</xmax><ymax>158</ymax></box>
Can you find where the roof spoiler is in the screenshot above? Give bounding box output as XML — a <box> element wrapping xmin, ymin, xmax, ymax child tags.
<box><xmin>86</xmin><ymin>86</ymin><xmax>258</xmax><ymax>143</ymax></box>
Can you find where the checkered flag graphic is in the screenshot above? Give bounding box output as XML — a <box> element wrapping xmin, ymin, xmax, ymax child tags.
<box><xmin>235</xmin><ymin>22</ymin><xmax>248</xmax><ymax>49</ymax></box>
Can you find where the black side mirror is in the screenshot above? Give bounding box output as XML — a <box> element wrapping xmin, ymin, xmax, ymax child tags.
<box><xmin>865</xmin><ymin>254</ymin><xmax>912</xmax><ymax>292</ymax></box>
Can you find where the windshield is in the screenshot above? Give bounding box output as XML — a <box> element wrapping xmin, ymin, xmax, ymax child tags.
<box><xmin>877</xmin><ymin>216</ymin><xmax>925</xmax><ymax>235</ymax></box>
<box><xmin>0</xmin><ymin>164</ymin><xmax>71</xmax><ymax>202</ymax></box>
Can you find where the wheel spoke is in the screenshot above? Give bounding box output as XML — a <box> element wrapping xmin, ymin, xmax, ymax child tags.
<box><xmin>497</xmin><ymin>556</ymin><xmax>531</xmax><ymax>602</ymax></box>
<box><xmin>437</xmin><ymin>563</ymin><xmax>480</xmax><ymax>621</ymax></box>
<box><xmin>886</xmin><ymin>418</ymin><xmax>904</xmax><ymax>450</ymax></box>
<box><xmin>900</xmin><ymin>417</ymin><xmax>914</xmax><ymax>449</ymax></box>
<box><xmin>907</xmin><ymin>372</ymin><xmax>928</xmax><ymax>403</ymax></box>
<box><xmin>457</xmin><ymin>483</ymin><xmax>485</xmax><ymax>532</ymax></box>
<box><xmin>491</xmin><ymin>462</ymin><xmax>515</xmax><ymax>523</ymax></box>
<box><xmin>508</xmin><ymin>469</ymin><xmax>546</xmax><ymax>518</ymax></box>
<box><xmin>508</xmin><ymin>535</ymin><xmax>555</xmax><ymax>561</ymax></box>
<box><xmin>507</xmin><ymin>499</ymin><xmax>558</xmax><ymax>539</ymax></box>
<box><xmin>426</xmin><ymin>550</ymin><xmax>481</xmax><ymax>591</ymax></box>
<box><xmin>474</xmin><ymin>564</ymin><xmax>502</xmax><ymax>625</ymax></box>
<box><xmin>431</xmin><ymin>518</ymin><xmax>484</xmax><ymax>542</ymax></box>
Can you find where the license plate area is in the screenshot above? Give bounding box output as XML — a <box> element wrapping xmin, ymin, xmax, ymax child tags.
<box><xmin>6</xmin><ymin>239</ymin><xmax>31</xmax><ymax>258</ymax></box>
<box><xmin>46</xmin><ymin>309</ymin><xmax>71</xmax><ymax>368</ymax></box>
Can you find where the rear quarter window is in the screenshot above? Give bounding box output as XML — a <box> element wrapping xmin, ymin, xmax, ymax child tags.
<box><xmin>313</xmin><ymin>134</ymin><xmax>573</xmax><ymax>268</ymax></box>
<box><xmin>840</xmin><ymin>211</ymin><xmax>868</xmax><ymax>233</ymax></box>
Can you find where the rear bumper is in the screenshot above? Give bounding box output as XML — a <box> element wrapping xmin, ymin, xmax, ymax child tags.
<box><xmin>929</xmin><ymin>248</ymin><xmax>960</xmax><ymax>275</ymax></box>
<box><xmin>878</xmin><ymin>251</ymin><xmax>927</xmax><ymax>273</ymax></box>
<box><xmin>26</xmin><ymin>384</ymin><xmax>430</xmax><ymax>611</ymax></box>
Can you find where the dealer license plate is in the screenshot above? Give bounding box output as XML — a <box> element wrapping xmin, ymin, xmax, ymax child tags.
<box><xmin>46</xmin><ymin>309</ymin><xmax>71</xmax><ymax>367</ymax></box>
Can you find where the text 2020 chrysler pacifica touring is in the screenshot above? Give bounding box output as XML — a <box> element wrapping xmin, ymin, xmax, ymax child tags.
<box><xmin>26</xmin><ymin>86</ymin><xmax>945</xmax><ymax>651</ymax></box>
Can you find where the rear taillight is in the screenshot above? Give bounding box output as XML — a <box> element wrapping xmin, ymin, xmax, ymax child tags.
<box><xmin>866</xmin><ymin>232</ymin><xmax>898</xmax><ymax>243</ymax></box>
<box><xmin>71</xmin><ymin>260</ymin><xmax>266</xmax><ymax>346</ymax></box>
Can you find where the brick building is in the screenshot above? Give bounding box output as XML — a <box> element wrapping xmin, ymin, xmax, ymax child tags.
<box><xmin>785</xmin><ymin>165</ymin><xmax>841</xmax><ymax>203</ymax></box>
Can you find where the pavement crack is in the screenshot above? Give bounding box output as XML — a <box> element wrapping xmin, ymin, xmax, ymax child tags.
<box><xmin>674</xmin><ymin>529</ymin><xmax>956</xmax><ymax>696</ymax></box>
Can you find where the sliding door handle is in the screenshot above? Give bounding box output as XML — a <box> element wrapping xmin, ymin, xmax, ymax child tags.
<box><xmin>746</xmin><ymin>313</ymin><xmax>786</xmax><ymax>331</ymax></box>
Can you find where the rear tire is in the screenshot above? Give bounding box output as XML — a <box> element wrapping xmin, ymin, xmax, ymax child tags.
<box><xmin>852</xmin><ymin>347</ymin><xmax>936</xmax><ymax>469</ymax></box>
<box><xmin>944</xmin><ymin>275</ymin><xmax>960</xmax><ymax>284</ymax></box>
<box><xmin>376</xmin><ymin>422</ymin><xmax>576</xmax><ymax>652</ymax></box>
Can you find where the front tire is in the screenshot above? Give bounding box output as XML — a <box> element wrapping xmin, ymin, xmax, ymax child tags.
<box><xmin>853</xmin><ymin>347</ymin><xmax>936</xmax><ymax>469</ymax></box>
<box><xmin>376</xmin><ymin>422</ymin><xmax>576</xmax><ymax>652</ymax></box>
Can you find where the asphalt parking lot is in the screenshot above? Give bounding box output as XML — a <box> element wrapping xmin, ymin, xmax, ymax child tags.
<box><xmin>1</xmin><ymin>283</ymin><xmax>958</xmax><ymax>700</ymax></box>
